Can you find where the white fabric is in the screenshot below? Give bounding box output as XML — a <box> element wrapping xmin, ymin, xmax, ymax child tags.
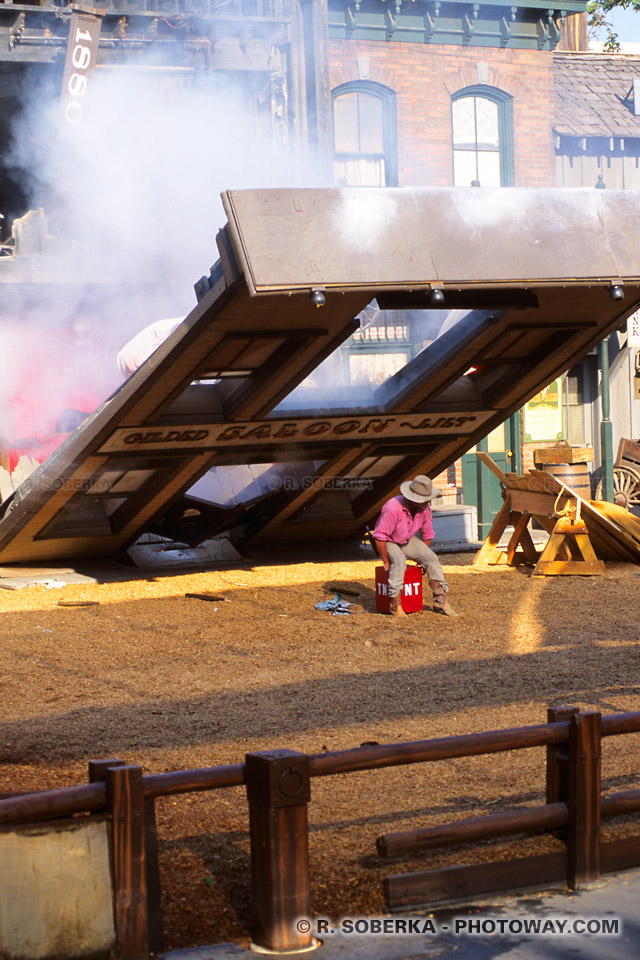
<box><xmin>117</xmin><ymin>317</ymin><xmax>183</xmax><ymax>378</ymax></box>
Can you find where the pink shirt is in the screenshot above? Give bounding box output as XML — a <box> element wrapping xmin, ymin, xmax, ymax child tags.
<box><xmin>373</xmin><ymin>495</ymin><xmax>435</xmax><ymax>545</ymax></box>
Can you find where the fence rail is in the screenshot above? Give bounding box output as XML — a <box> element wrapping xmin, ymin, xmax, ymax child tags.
<box><xmin>2</xmin><ymin>707</ymin><xmax>640</xmax><ymax>956</ymax></box>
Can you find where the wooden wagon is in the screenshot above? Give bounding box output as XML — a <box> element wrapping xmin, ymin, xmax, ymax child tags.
<box><xmin>474</xmin><ymin>452</ymin><xmax>640</xmax><ymax>576</ymax></box>
<box><xmin>596</xmin><ymin>437</ymin><xmax>640</xmax><ymax>510</ymax></box>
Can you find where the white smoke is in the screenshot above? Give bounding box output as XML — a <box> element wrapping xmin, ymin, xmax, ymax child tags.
<box><xmin>1</xmin><ymin>62</ymin><xmax>329</xmax><ymax>463</ymax></box>
<box><xmin>11</xmin><ymin>66</ymin><xmax>326</xmax><ymax>300</ymax></box>
<box><xmin>338</xmin><ymin>188</ymin><xmax>400</xmax><ymax>250</ymax></box>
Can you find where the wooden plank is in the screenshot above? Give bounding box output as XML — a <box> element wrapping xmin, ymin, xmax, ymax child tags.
<box><xmin>509</xmin><ymin>489</ymin><xmax>566</xmax><ymax>516</ymax></box>
<box><xmin>527</xmin><ymin>467</ymin><xmax>567</xmax><ymax>494</ymax></box>
<box><xmin>143</xmin><ymin>798</ymin><xmax>164</xmax><ymax>954</ymax></box>
<box><xmin>476</xmin><ymin>450</ymin><xmax>509</xmax><ymax>485</ymax></box>
<box><xmin>601</xmin><ymin>788</ymin><xmax>640</xmax><ymax>818</ymax></box>
<box><xmin>308</xmin><ymin>722</ymin><xmax>566</xmax><ymax>776</ymax></box>
<box><xmin>0</xmin><ymin>783</ymin><xmax>106</xmax><ymax>825</ymax></box>
<box><xmin>384</xmin><ymin>851</ymin><xmax>566</xmax><ymax>909</ymax></box>
<box><xmin>567</xmin><ymin>712</ymin><xmax>601</xmax><ymax>888</ymax></box>
<box><xmin>473</xmin><ymin>499</ymin><xmax>512</xmax><ymax>569</ymax></box>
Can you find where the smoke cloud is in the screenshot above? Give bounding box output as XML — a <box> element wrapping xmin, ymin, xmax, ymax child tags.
<box><xmin>1</xmin><ymin>61</ymin><xmax>328</xmax><ymax>465</ymax></box>
<box><xmin>11</xmin><ymin>65</ymin><xmax>326</xmax><ymax>301</ymax></box>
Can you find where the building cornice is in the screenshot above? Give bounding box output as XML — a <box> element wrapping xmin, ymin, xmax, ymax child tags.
<box><xmin>329</xmin><ymin>0</ymin><xmax>587</xmax><ymax>50</ymax></box>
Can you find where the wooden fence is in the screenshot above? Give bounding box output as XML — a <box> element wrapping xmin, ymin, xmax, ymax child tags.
<box><xmin>2</xmin><ymin>707</ymin><xmax>640</xmax><ymax>957</ymax></box>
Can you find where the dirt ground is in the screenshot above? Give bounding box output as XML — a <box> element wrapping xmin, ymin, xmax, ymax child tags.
<box><xmin>1</xmin><ymin>549</ymin><xmax>640</xmax><ymax>951</ymax></box>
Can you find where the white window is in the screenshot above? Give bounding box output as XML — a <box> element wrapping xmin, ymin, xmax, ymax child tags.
<box><xmin>332</xmin><ymin>83</ymin><xmax>397</xmax><ymax>186</ymax></box>
<box><xmin>452</xmin><ymin>89</ymin><xmax>512</xmax><ymax>187</ymax></box>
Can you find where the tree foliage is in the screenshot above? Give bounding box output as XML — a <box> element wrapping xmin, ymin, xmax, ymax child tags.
<box><xmin>587</xmin><ymin>0</ymin><xmax>640</xmax><ymax>51</ymax></box>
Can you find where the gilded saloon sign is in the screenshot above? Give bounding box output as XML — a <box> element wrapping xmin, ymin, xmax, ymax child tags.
<box><xmin>100</xmin><ymin>410</ymin><xmax>496</xmax><ymax>453</ymax></box>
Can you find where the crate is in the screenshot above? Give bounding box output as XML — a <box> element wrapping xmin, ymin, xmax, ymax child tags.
<box><xmin>533</xmin><ymin>443</ymin><xmax>593</xmax><ymax>465</ymax></box>
<box><xmin>375</xmin><ymin>565</ymin><xmax>423</xmax><ymax>614</ymax></box>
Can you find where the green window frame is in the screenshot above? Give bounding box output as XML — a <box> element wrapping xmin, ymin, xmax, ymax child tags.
<box><xmin>332</xmin><ymin>81</ymin><xmax>398</xmax><ymax>187</ymax></box>
<box><xmin>451</xmin><ymin>86</ymin><xmax>513</xmax><ymax>187</ymax></box>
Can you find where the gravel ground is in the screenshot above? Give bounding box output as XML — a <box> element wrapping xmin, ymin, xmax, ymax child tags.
<box><xmin>1</xmin><ymin>550</ymin><xmax>640</xmax><ymax>950</ymax></box>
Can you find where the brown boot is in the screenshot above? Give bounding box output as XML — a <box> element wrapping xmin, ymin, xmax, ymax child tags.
<box><xmin>389</xmin><ymin>595</ymin><xmax>406</xmax><ymax>617</ymax></box>
<box><xmin>433</xmin><ymin>599</ymin><xmax>459</xmax><ymax>618</ymax></box>
<box><xmin>430</xmin><ymin>580</ymin><xmax>459</xmax><ymax>618</ymax></box>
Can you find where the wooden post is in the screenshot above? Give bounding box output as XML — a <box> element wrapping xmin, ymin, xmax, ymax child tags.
<box><xmin>89</xmin><ymin>759</ymin><xmax>163</xmax><ymax>952</ymax></box>
<box><xmin>89</xmin><ymin>758</ymin><xmax>126</xmax><ymax>793</ymax></box>
<box><xmin>142</xmin><ymin>796</ymin><xmax>164</xmax><ymax>954</ymax></box>
<box><xmin>545</xmin><ymin>706</ymin><xmax>579</xmax><ymax>812</ymax></box>
<box><xmin>245</xmin><ymin>749</ymin><xmax>312</xmax><ymax>953</ymax></box>
<box><xmin>567</xmin><ymin>711</ymin><xmax>601</xmax><ymax>888</ymax></box>
<box><xmin>105</xmin><ymin>764</ymin><xmax>150</xmax><ymax>960</ymax></box>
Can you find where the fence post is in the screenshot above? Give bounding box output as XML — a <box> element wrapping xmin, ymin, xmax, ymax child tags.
<box><xmin>90</xmin><ymin>760</ymin><xmax>164</xmax><ymax>954</ymax></box>
<box><xmin>89</xmin><ymin>758</ymin><xmax>126</xmax><ymax>792</ymax></box>
<box><xmin>545</xmin><ymin>706</ymin><xmax>579</xmax><ymax>820</ymax></box>
<box><xmin>567</xmin><ymin>711</ymin><xmax>601</xmax><ymax>888</ymax></box>
<box><xmin>105</xmin><ymin>764</ymin><xmax>150</xmax><ymax>960</ymax></box>
<box><xmin>245</xmin><ymin>749</ymin><xmax>312</xmax><ymax>952</ymax></box>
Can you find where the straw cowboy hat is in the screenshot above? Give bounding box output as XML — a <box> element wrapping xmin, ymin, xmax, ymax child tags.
<box><xmin>400</xmin><ymin>474</ymin><xmax>441</xmax><ymax>504</ymax></box>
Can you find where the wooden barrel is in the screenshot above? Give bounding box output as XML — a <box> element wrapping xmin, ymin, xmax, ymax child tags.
<box><xmin>540</xmin><ymin>461</ymin><xmax>592</xmax><ymax>500</ymax></box>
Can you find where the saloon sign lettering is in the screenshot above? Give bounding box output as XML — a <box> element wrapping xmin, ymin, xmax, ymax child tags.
<box><xmin>100</xmin><ymin>411</ymin><xmax>495</xmax><ymax>454</ymax></box>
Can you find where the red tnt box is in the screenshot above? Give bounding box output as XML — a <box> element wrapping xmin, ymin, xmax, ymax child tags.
<box><xmin>375</xmin><ymin>565</ymin><xmax>423</xmax><ymax>614</ymax></box>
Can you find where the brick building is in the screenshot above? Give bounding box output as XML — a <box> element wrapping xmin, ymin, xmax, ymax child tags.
<box><xmin>322</xmin><ymin>4</ymin><xmax>640</xmax><ymax>517</ymax></box>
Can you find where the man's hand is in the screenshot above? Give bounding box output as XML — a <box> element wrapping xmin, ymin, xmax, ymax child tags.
<box><xmin>375</xmin><ymin>539</ymin><xmax>390</xmax><ymax>572</ymax></box>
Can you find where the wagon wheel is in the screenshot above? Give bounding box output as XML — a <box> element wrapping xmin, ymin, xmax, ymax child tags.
<box><xmin>596</xmin><ymin>465</ymin><xmax>640</xmax><ymax>509</ymax></box>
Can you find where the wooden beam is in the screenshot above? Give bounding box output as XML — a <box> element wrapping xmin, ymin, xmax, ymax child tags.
<box><xmin>377</xmin><ymin>801</ymin><xmax>567</xmax><ymax>857</ymax></box>
<box><xmin>384</xmin><ymin>851</ymin><xmax>566</xmax><ymax>909</ymax></box>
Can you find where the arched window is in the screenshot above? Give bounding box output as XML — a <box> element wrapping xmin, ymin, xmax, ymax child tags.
<box><xmin>451</xmin><ymin>87</ymin><xmax>513</xmax><ymax>187</ymax></box>
<box><xmin>332</xmin><ymin>81</ymin><xmax>397</xmax><ymax>187</ymax></box>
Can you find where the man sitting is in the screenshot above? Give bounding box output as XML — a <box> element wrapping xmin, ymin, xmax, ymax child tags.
<box><xmin>373</xmin><ymin>475</ymin><xmax>458</xmax><ymax>618</ymax></box>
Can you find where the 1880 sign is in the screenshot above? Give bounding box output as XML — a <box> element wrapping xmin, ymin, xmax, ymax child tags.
<box><xmin>100</xmin><ymin>410</ymin><xmax>495</xmax><ymax>454</ymax></box>
<box><xmin>61</xmin><ymin>12</ymin><xmax>101</xmax><ymax>127</ymax></box>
